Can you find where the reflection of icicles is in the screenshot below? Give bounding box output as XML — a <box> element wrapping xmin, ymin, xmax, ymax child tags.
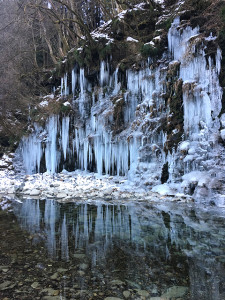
<box><xmin>61</xmin><ymin>214</ymin><xmax>69</xmax><ymax>261</ymax></box>
<box><xmin>166</xmin><ymin>244</ymin><xmax>170</xmax><ymax>260</ymax></box>
<box><xmin>45</xmin><ymin>200</ymin><xmax>57</xmax><ymax>258</ymax></box>
<box><xmin>21</xmin><ymin>199</ymin><xmax>41</xmax><ymax>232</ymax></box>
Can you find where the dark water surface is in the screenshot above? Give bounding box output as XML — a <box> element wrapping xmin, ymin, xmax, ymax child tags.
<box><xmin>0</xmin><ymin>197</ymin><xmax>225</xmax><ymax>300</ymax></box>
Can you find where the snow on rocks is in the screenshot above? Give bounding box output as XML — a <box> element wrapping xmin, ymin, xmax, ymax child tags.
<box><xmin>0</xmin><ymin>154</ymin><xmax>14</xmax><ymax>171</ymax></box>
<box><xmin>0</xmin><ymin>168</ymin><xmax>192</xmax><ymax>204</ymax></box>
<box><xmin>39</xmin><ymin>100</ymin><xmax>49</xmax><ymax>108</ymax></box>
<box><xmin>152</xmin><ymin>183</ymin><xmax>176</xmax><ymax>196</ymax></box>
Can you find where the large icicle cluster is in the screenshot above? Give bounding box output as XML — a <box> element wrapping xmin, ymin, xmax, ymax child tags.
<box><xmin>18</xmin><ymin>16</ymin><xmax>225</xmax><ymax>199</ymax></box>
<box><xmin>168</xmin><ymin>17</ymin><xmax>224</xmax><ymax>198</ymax></box>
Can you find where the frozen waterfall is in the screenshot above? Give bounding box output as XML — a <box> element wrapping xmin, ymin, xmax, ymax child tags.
<box><xmin>17</xmin><ymin>16</ymin><xmax>224</xmax><ymax>198</ymax></box>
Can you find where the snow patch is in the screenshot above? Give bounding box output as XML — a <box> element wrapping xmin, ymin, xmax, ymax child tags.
<box><xmin>127</xmin><ymin>37</ymin><xmax>139</xmax><ymax>43</ymax></box>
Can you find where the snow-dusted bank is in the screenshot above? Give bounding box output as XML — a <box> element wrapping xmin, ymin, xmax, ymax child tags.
<box><xmin>0</xmin><ymin>154</ymin><xmax>193</xmax><ymax>203</ymax></box>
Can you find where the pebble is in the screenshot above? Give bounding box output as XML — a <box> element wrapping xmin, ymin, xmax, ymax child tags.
<box><xmin>31</xmin><ymin>282</ymin><xmax>39</xmax><ymax>289</ymax></box>
<box><xmin>41</xmin><ymin>288</ymin><xmax>60</xmax><ymax>296</ymax></box>
<box><xmin>79</xmin><ymin>263</ymin><xmax>88</xmax><ymax>270</ymax></box>
<box><xmin>77</xmin><ymin>270</ymin><xmax>85</xmax><ymax>276</ymax></box>
<box><xmin>136</xmin><ymin>289</ymin><xmax>150</xmax><ymax>297</ymax></box>
<box><xmin>50</xmin><ymin>272</ymin><xmax>59</xmax><ymax>280</ymax></box>
<box><xmin>0</xmin><ymin>281</ymin><xmax>12</xmax><ymax>290</ymax></box>
<box><xmin>123</xmin><ymin>290</ymin><xmax>131</xmax><ymax>298</ymax></box>
<box><xmin>104</xmin><ymin>298</ymin><xmax>123</xmax><ymax>300</ymax></box>
<box><xmin>161</xmin><ymin>286</ymin><xmax>188</xmax><ymax>298</ymax></box>
<box><xmin>57</xmin><ymin>268</ymin><xmax>67</xmax><ymax>273</ymax></box>
<box><xmin>2</xmin><ymin>268</ymin><xmax>9</xmax><ymax>273</ymax></box>
<box><xmin>73</xmin><ymin>254</ymin><xmax>86</xmax><ymax>259</ymax></box>
<box><xmin>110</xmin><ymin>279</ymin><xmax>125</xmax><ymax>286</ymax></box>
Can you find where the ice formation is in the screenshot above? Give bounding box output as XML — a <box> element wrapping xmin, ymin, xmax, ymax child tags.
<box><xmin>17</xmin><ymin>17</ymin><xmax>225</xmax><ymax>200</ymax></box>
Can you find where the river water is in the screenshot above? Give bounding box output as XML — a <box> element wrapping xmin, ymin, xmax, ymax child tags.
<box><xmin>0</xmin><ymin>197</ymin><xmax>225</xmax><ymax>300</ymax></box>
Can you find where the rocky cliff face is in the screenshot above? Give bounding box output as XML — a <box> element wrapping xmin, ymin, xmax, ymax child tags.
<box><xmin>16</xmin><ymin>0</ymin><xmax>225</xmax><ymax>204</ymax></box>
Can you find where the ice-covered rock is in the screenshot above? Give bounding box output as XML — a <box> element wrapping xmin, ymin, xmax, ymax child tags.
<box><xmin>30</xmin><ymin>189</ymin><xmax>41</xmax><ymax>196</ymax></box>
<box><xmin>221</xmin><ymin>129</ymin><xmax>225</xmax><ymax>140</ymax></box>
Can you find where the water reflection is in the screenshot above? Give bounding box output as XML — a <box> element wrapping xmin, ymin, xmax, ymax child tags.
<box><xmin>11</xmin><ymin>199</ymin><xmax>225</xmax><ymax>299</ymax></box>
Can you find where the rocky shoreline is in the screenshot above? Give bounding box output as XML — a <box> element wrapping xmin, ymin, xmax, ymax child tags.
<box><xmin>0</xmin><ymin>154</ymin><xmax>192</xmax><ymax>204</ymax></box>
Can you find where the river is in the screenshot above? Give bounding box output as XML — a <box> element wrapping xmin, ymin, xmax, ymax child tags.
<box><xmin>0</xmin><ymin>196</ymin><xmax>225</xmax><ymax>299</ymax></box>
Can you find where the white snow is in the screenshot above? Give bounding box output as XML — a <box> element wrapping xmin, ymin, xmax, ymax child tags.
<box><xmin>205</xmin><ymin>33</ymin><xmax>217</xmax><ymax>41</ymax></box>
<box><xmin>127</xmin><ymin>37</ymin><xmax>139</xmax><ymax>43</ymax></box>
<box><xmin>39</xmin><ymin>100</ymin><xmax>48</xmax><ymax>107</ymax></box>
<box><xmin>179</xmin><ymin>141</ymin><xmax>190</xmax><ymax>151</ymax></box>
<box><xmin>63</xmin><ymin>101</ymin><xmax>71</xmax><ymax>107</ymax></box>
<box><xmin>152</xmin><ymin>184</ymin><xmax>175</xmax><ymax>196</ymax></box>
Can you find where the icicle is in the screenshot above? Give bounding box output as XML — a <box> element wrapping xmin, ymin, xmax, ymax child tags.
<box><xmin>113</xmin><ymin>67</ymin><xmax>120</xmax><ymax>94</ymax></box>
<box><xmin>64</xmin><ymin>73</ymin><xmax>69</xmax><ymax>95</ymax></box>
<box><xmin>100</xmin><ymin>61</ymin><xmax>109</xmax><ymax>86</ymax></box>
<box><xmin>45</xmin><ymin>116</ymin><xmax>59</xmax><ymax>173</ymax></box>
<box><xmin>47</xmin><ymin>1</ymin><xmax>52</xmax><ymax>9</ymax></box>
<box><xmin>61</xmin><ymin>116</ymin><xmax>70</xmax><ymax>160</ymax></box>
<box><xmin>216</xmin><ymin>48</ymin><xmax>222</xmax><ymax>75</ymax></box>
<box><xmin>72</xmin><ymin>67</ymin><xmax>77</xmax><ymax>96</ymax></box>
<box><xmin>20</xmin><ymin>124</ymin><xmax>43</xmax><ymax>174</ymax></box>
<box><xmin>61</xmin><ymin>77</ymin><xmax>64</xmax><ymax>96</ymax></box>
<box><xmin>168</xmin><ymin>17</ymin><xmax>199</xmax><ymax>61</ymax></box>
<box><xmin>80</xmin><ymin>68</ymin><xmax>85</xmax><ymax>94</ymax></box>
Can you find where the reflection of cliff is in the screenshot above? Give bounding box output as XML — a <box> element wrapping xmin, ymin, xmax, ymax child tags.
<box><xmin>189</xmin><ymin>258</ymin><xmax>225</xmax><ymax>300</ymax></box>
<box><xmin>12</xmin><ymin>199</ymin><xmax>225</xmax><ymax>299</ymax></box>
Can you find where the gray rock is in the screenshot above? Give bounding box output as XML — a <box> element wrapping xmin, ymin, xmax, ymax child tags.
<box><xmin>57</xmin><ymin>268</ymin><xmax>67</xmax><ymax>273</ymax></box>
<box><xmin>50</xmin><ymin>272</ymin><xmax>59</xmax><ymax>280</ymax></box>
<box><xmin>77</xmin><ymin>270</ymin><xmax>85</xmax><ymax>276</ymax></box>
<box><xmin>104</xmin><ymin>298</ymin><xmax>123</xmax><ymax>300</ymax></box>
<box><xmin>41</xmin><ymin>288</ymin><xmax>60</xmax><ymax>296</ymax></box>
<box><xmin>136</xmin><ymin>289</ymin><xmax>150</xmax><ymax>297</ymax></box>
<box><xmin>161</xmin><ymin>286</ymin><xmax>188</xmax><ymax>299</ymax></box>
<box><xmin>0</xmin><ymin>281</ymin><xmax>12</xmax><ymax>290</ymax></box>
<box><xmin>31</xmin><ymin>281</ymin><xmax>39</xmax><ymax>289</ymax></box>
<box><xmin>110</xmin><ymin>279</ymin><xmax>125</xmax><ymax>286</ymax></box>
<box><xmin>123</xmin><ymin>290</ymin><xmax>131</xmax><ymax>298</ymax></box>
<box><xmin>73</xmin><ymin>254</ymin><xmax>86</xmax><ymax>259</ymax></box>
<box><xmin>79</xmin><ymin>263</ymin><xmax>88</xmax><ymax>270</ymax></box>
<box><xmin>42</xmin><ymin>297</ymin><xmax>62</xmax><ymax>300</ymax></box>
